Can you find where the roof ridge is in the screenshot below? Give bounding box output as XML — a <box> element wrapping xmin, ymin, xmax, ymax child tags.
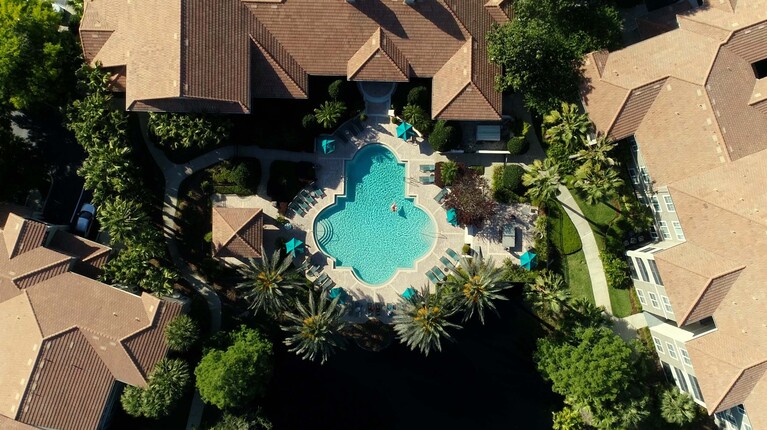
<box><xmin>677</xmin><ymin>265</ymin><xmax>745</xmax><ymax>325</ymax></box>
<box><xmin>12</xmin><ymin>255</ymin><xmax>73</xmax><ymax>288</ymax></box>
<box><xmin>215</xmin><ymin>207</ymin><xmax>260</xmax><ymax>252</ymax></box>
<box><xmin>606</xmin><ymin>77</ymin><xmax>666</xmax><ymax>138</ymax></box>
<box><xmin>712</xmin><ymin>358</ymin><xmax>767</xmax><ymax>412</ymax></box>
<box><xmin>249</xmin><ymin>36</ymin><xmax>308</xmax><ymax>98</ymax></box>
<box><xmin>668</xmin><ymin>180</ymin><xmax>762</xmax><ymax>228</ymax></box>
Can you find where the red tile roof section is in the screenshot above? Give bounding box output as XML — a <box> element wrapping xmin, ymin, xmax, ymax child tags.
<box><xmin>212</xmin><ymin>207</ymin><xmax>264</xmax><ymax>260</ymax></box>
<box><xmin>348</xmin><ymin>28</ymin><xmax>410</xmax><ymax>82</ymax></box>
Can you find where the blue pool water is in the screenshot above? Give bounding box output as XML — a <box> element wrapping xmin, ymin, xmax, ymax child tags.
<box><xmin>314</xmin><ymin>144</ymin><xmax>436</xmax><ymax>285</ymax></box>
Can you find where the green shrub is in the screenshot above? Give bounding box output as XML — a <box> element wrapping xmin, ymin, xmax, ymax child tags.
<box><xmin>602</xmin><ymin>252</ymin><xmax>631</xmax><ymax>289</ymax></box>
<box><xmin>121</xmin><ymin>359</ymin><xmax>190</xmax><ymax>418</ymax></box>
<box><xmin>462</xmin><ymin>244</ymin><xmax>472</xmax><ymax>255</ymax></box>
<box><xmin>230</xmin><ymin>163</ymin><xmax>250</xmax><ymax>188</ymax></box>
<box><xmin>148</xmin><ymin>112</ymin><xmax>231</xmax><ymax>150</ymax></box>
<box><xmin>301</xmin><ymin>113</ymin><xmax>316</xmax><ymax>129</ymax></box>
<box><xmin>507</xmin><ymin>136</ymin><xmax>528</xmax><ymax>155</ymax></box>
<box><xmin>440</xmin><ymin>161</ymin><xmax>459</xmax><ymax>186</ymax></box>
<box><xmin>402</xmin><ymin>104</ymin><xmax>433</xmax><ymax>134</ymax></box>
<box><xmin>430</xmin><ymin>120</ymin><xmax>460</xmax><ymax>152</ymax></box>
<box><xmin>492</xmin><ymin>165</ymin><xmax>526</xmax><ymax>204</ymax></box>
<box><xmin>165</xmin><ymin>314</ymin><xmax>200</xmax><ymax>352</ymax></box>
<box><xmin>546</xmin><ymin>141</ymin><xmax>577</xmax><ymax>175</ymax></box>
<box><xmin>203</xmin><ymin>231</ymin><xmax>213</xmax><ymax>243</ymax></box>
<box><xmin>328</xmin><ymin>79</ymin><xmax>344</xmax><ymax>100</ymax></box>
<box><xmin>406</xmin><ymin>86</ymin><xmax>429</xmax><ymax>109</ymax></box>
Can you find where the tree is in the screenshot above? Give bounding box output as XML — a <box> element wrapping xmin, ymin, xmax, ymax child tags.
<box><xmin>406</xmin><ymin>86</ymin><xmax>428</xmax><ymax>108</ymax></box>
<box><xmin>443</xmin><ymin>171</ymin><xmax>496</xmax><ymax>227</ymax></box>
<box><xmin>552</xmin><ymin>406</ymin><xmax>586</xmax><ymax>430</ymax></box>
<box><xmin>562</xmin><ymin>298</ymin><xmax>608</xmax><ymax>330</ymax></box>
<box><xmin>206</xmin><ymin>411</ymin><xmax>273</xmax><ymax>430</ymax></box>
<box><xmin>573</xmin><ymin>161</ymin><xmax>624</xmax><ymax>205</ymax></box>
<box><xmin>487</xmin><ymin>20</ymin><xmax>581</xmax><ymax>115</ymax></box>
<box><xmin>660</xmin><ymin>388</ymin><xmax>699</xmax><ymax>425</ymax></box>
<box><xmin>165</xmin><ymin>314</ymin><xmax>200</xmax><ymax>353</ymax></box>
<box><xmin>429</xmin><ymin>120</ymin><xmax>460</xmax><ymax>152</ymax></box>
<box><xmin>98</xmin><ymin>196</ymin><xmax>150</xmax><ymax>244</ymax></box>
<box><xmin>536</xmin><ymin>327</ymin><xmax>640</xmax><ymax>425</ymax></box>
<box><xmin>314</xmin><ymin>100</ymin><xmax>346</xmax><ymax>129</ymax></box>
<box><xmin>120</xmin><ymin>358</ymin><xmax>191</xmax><ymax>418</ymax></box>
<box><xmin>527</xmin><ymin>270</ymin><xmax>570</xmax><ymax>322</ymax></box>
<box><xmin>102</xmin><ymin>237</ymin><xmax>177</xmax><ymax>295</ymax></box>
<box><xmin>574</xmin><ymin>135</ymin><xmax>617</xmax><ymax>167</ymax></box>
<box><xmin>236</xmin><ymin>248</ymin><xmax>306</xmax><ymax>318</ymax></box>
<box><xmin>393</xmin><ymin>284</ymin><xmax>460</xmax><ymax>356</ymax></box>
<box><xmin>148</xmin><ymin>112</ymin><xmax>232</xmax><ymax>150</ymax></box>
<box><xmin>195</xmin><ymin>326</ymin><xmax>273</xmax><ymax>410</ymax></box>
<box><xmin>282</xmin><ymin>288</ymin><xmax>347</xmax><ymax>364</ymax></box>
<box><xmin>522</xmin><ymin>158</ymin><xmax>562</xmax><ymax>207</ymax></box>
<box><xmin>0</xmin><ymin>0</ymin><xmax>79</xmax><ymax>113</ymax></box>
<box><xmin>440</xmin><ymin>161</ymin><xmax>459</xmax><ymax>186</ymax></box>
<box><xmin>445</xmin><ymin>255</ymin><xmax>509</xmax><ymax>324</ymax></box>
<box><xmin>0</xmin><ymin>126</ymin><xmax>46</xmax><ymax>202</ymax></box>
<box><xmin>402</xmin><ymin>104</ymin><xmax>433</xmax><ymax>134</ymax></box>
<box><xmin>328</xmin><ymin>79</ymin><xmax>345</xmax><ymax>100</ymax></box>
<box><xmin>543</xmin><ymin>102</ymin><xmax>592</xmax><ymax>154</ymax></box>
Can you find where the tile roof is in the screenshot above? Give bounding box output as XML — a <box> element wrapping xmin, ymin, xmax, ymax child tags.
<box><xmin>80</xmin><ymin>0</ymin><xmax>504</xmax><ymax>120</ymax></box>
<box><xmin>48</xmin><ymin>230</ymin><xmax>111</xmax><ymax>278</ymax></box>
<box><xmin>0</xmin><ymin>209</ymin><xmax>181</xmax><ymax>430</ymax></box>
<box><xmin>581</xmin><ymin>0</ymin><xmax>767</xmax><ymax>421</ymax></box>
<box><xmin>212</xmin><ymin>207</ymin><xmax>264</xmax><ymax>260</ymax></box>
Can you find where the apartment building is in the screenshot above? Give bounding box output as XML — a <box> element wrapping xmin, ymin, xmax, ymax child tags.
<box><xmin>580</xmin><ymin>0</ymin><xmax>767</xmax><ymax>428</ymax></box>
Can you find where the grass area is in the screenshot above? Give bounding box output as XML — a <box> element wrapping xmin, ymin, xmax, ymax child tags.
<box><xmin>563</xmin><ymin>250</ymin><xmax>595</xmax><ymax>304</ymax></box>
<box><xmin>548</xmin><ymin>202</ymin><xmax>582</xmax><ymax>255</ymax></box>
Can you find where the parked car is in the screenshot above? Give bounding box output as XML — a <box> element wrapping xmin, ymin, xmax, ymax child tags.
<box><xmin>74</xmin><ymin>203</ymin><xmax>96</xmax><ymax>235</ymax></box>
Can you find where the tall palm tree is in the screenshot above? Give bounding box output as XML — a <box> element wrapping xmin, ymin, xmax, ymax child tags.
<box><xmin>522</xmin><ymin>158</ymin><xmax>562</xmax><ymax>207</ymax></box>
<box><xmin>660</xmin><ymin>388</ymin><xmax>699</xmax><ymax>425</ymax></box>
<box><xmin>98</xmin><ymin>196</ymin><xmax>150</xmax><ymax>244</ymax></box>
<box><xmin>393</xmin><ymin>284</ymin><xmax>461</xmax><ymax>356</ymax></box>
<box><xmin>236</xmin><ymin>247</ymin><xmax>306</xmax><ymax>317</ymax></box>
<box><xmin>573</xmin><ymin>135</ymin><xmax>617</xmax><ymax>167</ymax></box>
<box><xmin>282</xmin><ymin>288</ymin><xmax>347</xmax><ymax>364</ymax></box>
<box><xmin>543</xmin><ymin>102</ymin><xmax>592</xmax><ymax>153</ymax></box>
<box><xmin>572</xmin><ymin>161</ymin><xmax>624</xmax><ymax>205</ymax></box>
<box><xmin>445</xmin><ymin>255</ymin><xmax>510</xmax><ymax>324</ymax></box>
<box><xmin>527</xmin><ymin>270</ymin><xmax>570</xmax><ymax>322</ymax></box>
<box><xmin>314</xmin><ymin>100</ymin><xmax>346</xmax><ymax>129</ymax></box>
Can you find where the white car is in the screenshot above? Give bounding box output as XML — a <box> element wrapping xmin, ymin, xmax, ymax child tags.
<box><xmin>75</xmin><ymin>203</ymin><xmax>96</xmax><ymax>235</ymax></box>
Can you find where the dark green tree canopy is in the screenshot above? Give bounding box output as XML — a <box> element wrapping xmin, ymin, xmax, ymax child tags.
<box><xmin>195</xmin><ymin>326</ymin><xmax>273</xmax><ymax>410</ymax></box>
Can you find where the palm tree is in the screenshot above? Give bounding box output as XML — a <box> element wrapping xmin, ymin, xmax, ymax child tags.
<box><xmin>98</xmin><ymin>196</ymin><xmax>150</xmax><ymax>244</ymax></box>
<box><xmin>660</xmin><ymin>388</ymin><xmax>699</xmax><ymax>425</ymax></box>
<box><xmin>445</xmin><ymin>255</ymin><xmax>510</xmax><ymax>324</ymax></box>
<box><xmin>572</xmin><ymin>161</ymin><xmax>624</xmax><ymax>205</ymax></box>
<box><xmin>527</xmin><ymin>270</ymin><xmax>570</xmax><ymax>322</ymax></box>
<box><xmin>573</xmin><ymin>135</ymin><xmax>617</xmax><ymax>167</ymax></box>
<box><xmin>314</xmin><ymin>100</ymin><xmax>346</xmax><ymax>129</ymax></box>
<box><xmin>543</xmin><ymin>102</ymin><xmax>592</xmax><ymax>153</ymax></box>
<box><xmin>564</xmin><ymin>298</ymin><xmax>608</xmax><ymax>329</ymax></box>
<box><xmin>440</xmin><ymin>160</ymin><xmax>459</xmax><ymax>186</ymax></box>
<box><xmin>522</xmin><ymin>158</ymin><xmax>562</xmax><ymax>207</ymax></box>
<box><xmin>618</xmin><ymin>398</ymin><xmax>650</xmax><ymax>429</ymax></box>
<box><xmin>282</xmin><ymin>288</ymin><xmax>347</xmax><ymax>364</ymax></box>
<box><xmin>393</xmin><ymin>284</ymin><xmax>461</xmax><ymax>356</ymax></box>
<box><xmin>236</xmin><ymin>248</ymin><xmax>307</xmax><ymax>317</ymax></box>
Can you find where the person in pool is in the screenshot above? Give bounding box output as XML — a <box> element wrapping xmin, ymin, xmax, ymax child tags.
<box><xmin>391</xmin><ymin>202</ymin><xmax>397</xmax><ymax>212</ymax></box>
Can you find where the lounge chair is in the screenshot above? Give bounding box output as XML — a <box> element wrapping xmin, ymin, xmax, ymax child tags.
<box><xmin>419</xmin><ymin>175</ymin><xmax>435</xmax><ymax>185</ymax></box>
<box><xmin>288</xmin><ymin>203</ymin><xmax>306</xmax><ymax>217</ymax></box>
<box><xmin>419</xmin><ymin>164</ymin><xmax>435</xmax><ymax>172</ymax></box>
<box><xmin>314</xmin><ymin>273</ymin><xmax>329</xmax><ymax>286</ymax></box>
<box><xmin>296</xmin><ymin>199</ymin><xmax>310</xmax><ymax>211</ymax></box>
<box><xmin>446</xmin><ymin>248</ymin><xmax>461</xmax><ymax>262</ymax></box>
<box><xmin>311</xmin><ymin>184</ymin><xmax>326</xmax><ymax>198</ymax></box>
<box><xmin>431</xmin><ymin>266</ymin><xmax>447</xmax><ymax>281</ymax></box>
<box><xmin>502</xmin><ymin>224</ymin><xmax>516</xmax><ymax>250</ymax></box>
<box><xmin>440</xmin><ymin>256</ymin><xmax>456</xmax><ymax>270</ymax></box>
<box><xmin>434</xmin><ymin>188</ymin><xmax>449</xmax><ymax>204</ymax></box>
<box><xmin>306</xmin><ymin>265</ymin><xmax>320</xmax><ymax>277</ymax></box>
<box><xmin>426</xmin><ymin>271</ymin><xmax>440</xmax><ymax>284</ymax></box>
<box><xmin>300</xmin><ymin>189</ymin><xmax>317</xmax><ymax>204</ymax></box>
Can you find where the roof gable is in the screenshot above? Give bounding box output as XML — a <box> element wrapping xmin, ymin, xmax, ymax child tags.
<box><xmin>348</xmin><ymin>28</ymin><xmax>409</xmax><ymax>82</ymax></box>
<box><xmin>212</xmin><ymin>207</ymin><xmax>264</xmax><ymax>259</ymax></box>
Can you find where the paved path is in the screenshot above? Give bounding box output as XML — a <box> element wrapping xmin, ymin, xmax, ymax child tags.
<box><xmin>137</xmin><ymin>114</ymin><xmax>318</xmax><ymax>430</ymax></box>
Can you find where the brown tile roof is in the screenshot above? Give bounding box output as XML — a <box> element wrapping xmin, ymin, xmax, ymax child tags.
<box><xmin>0</xmin><ymin>209</ymin><xmax>181</xmax><ymax>429</ymax></box>
<box><xmin>0</xmin><ymin>414</ymin><xmax>37</xmax><ymax>430</ymax></box>
<box><xmin>48</xmin><ymin>230</ymin><xmax>111</xmax><ymax>278</ymax></box>
<box><xmin>80</xmin><ymin>0</ymin><xmax>504</xmax><ymax>120</ymax></box>
<box><xmin>3</xmin><ymin>215</ymin><xmax>47</xmax><ymax>259</ymax></box>
<box><xmin>212</xmin><ymin>207</ymin><xmax>264</xmax><ymax>260</ymax></box>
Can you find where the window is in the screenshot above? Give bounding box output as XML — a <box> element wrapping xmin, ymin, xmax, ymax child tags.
<box><xmin>689</xmin><ymin>375</ymin><xmax>704</xmax><ymax>402</ymax></box>
<box><xmin>627</xmin><ymin>258</ymin><xmax>638</xmax><ymax>279</ymax></box>
<box><xmin>653</xmin><ymin>337</ymin><xmax>664</xmax><ymax>353</ymax></box>
<box><xmin>663</xmin><ymin>195</ymin><xmax>676</xmax><ymax>212</ymax></box>
<box><xmin>662</xmin><ymin>296</ymin><xmax>673</xmax><ymax>313</ymax></box>
<box><xmin>648</xmin><ymin>292</ymin><xmax>660</xmax><ymax>309</ymax></box>
<box><xmin>640</xmin><ymin>167</ymin><xmax>651</xmax><ymax>184</ymax></box>
<box><xmin>737</xmin><ymin>404</ymin><xmax>745</xmax><ymax>415</ymax></box>
<box><xmin>753</xmin><ymin>58</ymin><xmax>767</xmax><ymax>79</ymax></box>
<box><xmin>628</xmin><ymin>168</ymin><xmax>640</xmax><ymax>185</ymax></box>
<box><xmin>680</xmin><ymin>349</ymin><xmax>692</xmax><ymax>366</ymax></box>
<box><xmin>666</xmin><ymin>342</ymin><xmax>678</xmax><ymax>359</ymax></box>
<box><xmin>659</xmin><ymin>221</ymin><xmax>671</xmax><ymax>240</ymax></box>
<box><xmin>672</xmin><ymin>221</ymin><xmax>685</xmax><ymax>240</ymax></box>
<box><xmin>636</xmin><ymin>289</ymin><xmax>647</xmax><ymax>305</ymax></box>
<box><xmin>648</xmin><ymin>260</ymin><xmax>663</xmax><ymax>285</ymax></box>
<box><xmin>650</xmin><ymin>228</ymin><xmax>659</xmax><ymax>241</ymax></box>
<box><xmin>635</xmin><ymin>258</ymin><xmax>650</xmax><ymax>282</ymax></box>
<box><xmin>651</xmin><ymin>196</ymin><xmax>661</xmax><ymax>212</ymax></box>
<box><xmin>674</xmin><ymin>367</ymin><xmax>689</xmax><ymax>393</ymax></box>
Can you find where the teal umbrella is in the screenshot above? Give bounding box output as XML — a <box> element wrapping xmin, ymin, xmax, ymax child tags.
<box><xmin>402</xmin><ymin>287</ymin><xmax>417</xmax><ymax>300</ymax></box>
<box><xmin>320</xmin><ymin>138</ymin><xmax>336</xmax><ymax>154</ymax></box>
<box><xmin>520</xmin><ymin>251</ymin><xmax>538</xmax><ymax>270</ymax></box>
<box><xmin>446</xmin><ymin>208</ymin><xmax>458</xmax><ymax>226</ymax></box>
<box><xmin>285</xmin><ymin>238</ymin><xmax>304</xmax><ymax>255</ymax></box>
<box><xmin>396</xmin><ymin>122</ymin><xmax>416</xmax><ymax>140</ymax></box>
<box><xmin>328</xmin><ymin>287</ymin><xmax>348</xmax><ymax>304</ymax></box>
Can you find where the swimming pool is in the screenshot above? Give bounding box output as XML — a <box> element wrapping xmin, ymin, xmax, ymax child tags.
<box><xmin>314</xmin><ymin>144</ymin><xmax>436</xmax><ymax>285</ymax></box>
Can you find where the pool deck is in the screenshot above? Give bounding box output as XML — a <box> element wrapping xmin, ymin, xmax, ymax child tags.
<box><xmin>288</xmin><ymin>118</ymin><xmax>536</xmax><ymax>322</ymax></box>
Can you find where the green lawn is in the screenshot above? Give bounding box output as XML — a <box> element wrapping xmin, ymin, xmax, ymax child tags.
<box><xmin>548</xmin><ymin>202</ymin><xmax>582</xmax><ymax>255</ymax></box>
<box><xmin>568</xmin><ymin>188</ymin><xmax>633</xmax><ymax>317</ymax></box>
<box><xmin>563</xmin><ymin>250</ymin><xmax>595</xmax><ymax>304</ymax></box>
